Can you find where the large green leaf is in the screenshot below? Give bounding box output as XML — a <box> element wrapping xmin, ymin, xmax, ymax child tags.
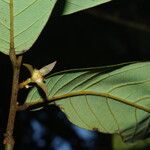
<box><xmin>0</xmin><ymin>0</ymin><xmax>57</xmax><ymax>55</ymax></box>
<box><xmin>25</xmin><ymin>62</ymin><xmax>150</xmax><ymax>142</ymax></box>
<box><xmin>62</xmin><ymin>0</ymin><xmax>111</xmax><ymax>15</ymax></box>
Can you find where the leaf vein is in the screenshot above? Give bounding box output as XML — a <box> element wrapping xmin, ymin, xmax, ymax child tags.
<box><xmin>108</xmin><ymin>79</ymin><xmax>150</xmax><ymax>93</ymax></box>
<box><xmin>106</xmin><ymin>98</ymin><xmax>121</xmax><ymax>134</ymax></box>
<box><xmin>84</xmin><ymin>64</ymin><xmax>150</xmax><ymax>90</ymax></box>
<box><xmin>26</xmin><ymin>91</ymin><xmax>150</xmax><ymax>113</ymax></box>
<box><xmin>85</xmin><ymin>95</ymin><xmax>108</xmax><ymax>132</ymax></box>
<box><xmin>1</xmin><ymin>0</ymin><xmax>9</xmax><ymax>4</ymax></box>
<box><xmin>0</xmin><ymin>21</ymin><xmax>10</xmax><ymax>30</ymax></box>
<box><xmin>69</xmin><ymin>97</ymin><xmax>91</xmax><ymax>129</ymax></box>
<box><xmin>14</xmin><ymin>10</ymin><xmax>49</xmax><ymax>38</ymax></box>
<box><xmin>70</xmin><ymin>72</ymin><xmax>102</xmax><ymax>91</ymax></box>
<box><xmin>14</xmin><ymin>0</ymin><xmax>39</xmax><ymax>17</ymax></box>
<box><xmin>0</xmin><ymin>37</ymin><xmax>10</xmax><ymax>44</ymax></box>
<box><xmin>131</xmin><ymin>108</ymin><xmax>138</xmax><ymax>141</ymax></box>
<box><xmin>52</xmin><ymin>72</ymin><xmax>87</xmax><ymax>96</ymax></box>
<box><xmin>49</xmin><ymin>74</ymin><xmax>66</xmax><ymax>96</ymax></box>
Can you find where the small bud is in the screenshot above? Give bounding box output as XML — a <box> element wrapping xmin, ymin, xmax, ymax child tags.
<box><xmin>20</xmin><ymin>61</ymin><xmax>57</xmax><ymax>98</ymax></box>
<box><xmin>40</xmin><ymin>61</ymin><xmax>56</xmax><ymax>76</ymax></box>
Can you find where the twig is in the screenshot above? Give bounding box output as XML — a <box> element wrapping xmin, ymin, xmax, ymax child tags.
<box><xmin>4</xmin><ymin>53</ymin><xmax>22</xmax><ymax>150</ymax></box>
<box><xmin>4</xmin><ymin>0</ymin><xmax>22</xmax><ymax>149</ymax></box>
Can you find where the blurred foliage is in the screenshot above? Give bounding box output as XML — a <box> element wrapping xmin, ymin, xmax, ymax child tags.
<box><xmin>113</xmin><ymin>135</ymin><xmax>150</xmax><ymax>150</ymax></box>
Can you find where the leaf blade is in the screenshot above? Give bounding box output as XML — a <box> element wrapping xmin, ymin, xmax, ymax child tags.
<box><xmin>25</xmin><ymin>62</ymin><xmax>150</xmax><ymax>142</ymax></box>
<box><xmin>0</xmin><ymin>0</ymin><xmax>57</xmax><ymax>55</ymax></box>
<box><xmin>62</xmin><ymin>0</ymin><xmax>111</xmax><ymax>15</ymax></box>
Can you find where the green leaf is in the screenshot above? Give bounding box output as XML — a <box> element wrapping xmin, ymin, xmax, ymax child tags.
<box><xmin>0</xmin><ymin>0</ymin><xmax>57</xmax><ymax>55</ymax></box>
<box><xmin>112</xmin><ymin>135</ymin><xmax>150</xmax><ymax>150</ymax></box>
<box><xmin>62</xmin><ymin>0</ymin><xmax>111</xmax><ymax>15</ymax></box>
<box><xmin>25</xmin><ymin>62</ymin><xmax>150</xmax><ymax>142</ymax></box>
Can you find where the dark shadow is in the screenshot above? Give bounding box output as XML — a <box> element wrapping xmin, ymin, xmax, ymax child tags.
<box><xmin>51</xmin><ymin>0</ymin><xmax>66</xmax><ymax>17</ymax></box>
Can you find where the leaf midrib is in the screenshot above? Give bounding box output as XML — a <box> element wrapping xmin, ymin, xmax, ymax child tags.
<box><xmin>26</xmin><ymin>91</ymin><xmax>150</xmax><ymax>113</ymax></box>
<box><xmin>10</xmin><ymin>0</ymin><xmax>14</xmax><ymax>50</ymax></box>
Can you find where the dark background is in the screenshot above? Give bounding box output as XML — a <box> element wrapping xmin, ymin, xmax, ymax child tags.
<box><xmin>0</xmin><ymin>0</ymin><xmax>150</xmax><ymax>149</ymax></box>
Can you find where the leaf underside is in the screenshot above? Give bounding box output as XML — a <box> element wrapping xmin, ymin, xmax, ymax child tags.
<box><xmin>25</xmin><ymin>62</ymin><xmax>150</xmax><ymax>142</ymax></box>
<box><xmin>0</xmin><ymin>0</ymin><xmax>57</xmax><ymax>55</ymax></box>
<box><xmin>0</xmin><ymin>0</ymin><xmax>111</xmax><ymax>55</ymax></box>
<box><xmin>62</xmin><ymin>0</ymin><xmax>111</xmax><ymax>15</ymax></box>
